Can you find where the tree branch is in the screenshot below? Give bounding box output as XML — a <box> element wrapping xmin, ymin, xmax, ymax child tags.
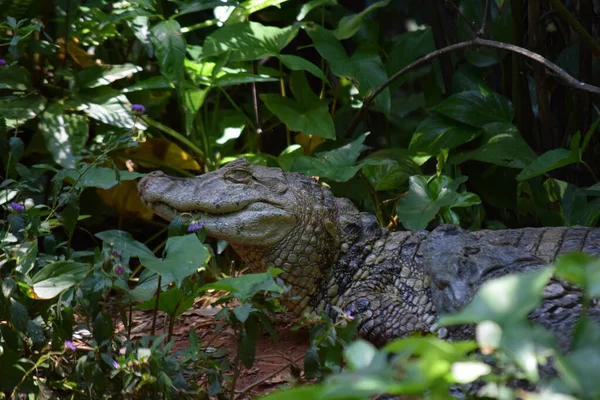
<box><xmin>345</xmin><ymin>38</ymin><xmax>600</xmax><ymax>138</ymax></box>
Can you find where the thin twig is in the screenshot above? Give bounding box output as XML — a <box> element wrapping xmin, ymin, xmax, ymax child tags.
<box><xmin>234</xmin><ymin>354</ymin><xmax>304</xmax><ymax>398</ymax></box>
<box><xmin>150</xmin><ymin>275</ymin><xmax>162</xmax><ymax>337</ymax></box>
<box><xmin>345</xmin><ymin>37</ymin><xmax>600</xmax><ymax>138</ymax></box>
<box><xmin>478</xmin><ymin>0</ymin><xmax>491</xmax><ymax>37</ymax></box>
<box><xmin>445</xmin><ymin>0</ymin><xmax>477</xmax><ymax>33</ymax></box>
<box><xmin>252</xmin><ymin>60</ymin><xmax>263</xmax><ymax>135</ymax></box>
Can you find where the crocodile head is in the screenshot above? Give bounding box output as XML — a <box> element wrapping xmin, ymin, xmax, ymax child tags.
<box><xmin>138</xmin><ymin>158</ymin><xmax>299</xmax><ymax>247</ymax></box>
<box><xmin>138</xmin><ymin>158</ymin><xmax>352</xmax><ymax>312</ymax></box>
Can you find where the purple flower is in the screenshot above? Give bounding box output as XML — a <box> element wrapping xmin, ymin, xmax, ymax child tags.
<box><xmin>0</xmin><ymin>59</ymin><xmax>6</xmax><ymax>67</ymax></box>
<box><xmin>112</xmin><ymin>360</ymin><xmax>119</xmax><ymax>369</ymax></box>
<box><xmin>64</xmin><ymin>340</ymin><xmax>76</xmax><ymax>351</ymax></box>
<box><xmin>115</xmin><ymin>264</ymin><xmax>125</xmax><ymax>276</ymax></box>
<box><xmin>131</xmin><ymin>104</ymin><xmax>145</xmax><ymax>114</ymax></box>
<box><xmin>344</xmin><ymin>310</ymin><xmax>355</xmax><ymax>321</ymax></box>
<box><xmin>111</xmin><ymin>249</ymin><xmax>123</xmax><ymax>258</ymax></box>
<box><xmin>187</xmin><ymin>221</ymin><xmax>204</xmax><ymax>232</ymax></box>
<box><xmin>10</xmin><ymin>202</ymin><xmax>25</xmax><ymax>213</ymax></box>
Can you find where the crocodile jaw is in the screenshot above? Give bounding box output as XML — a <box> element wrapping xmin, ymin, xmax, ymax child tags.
<box><xmin>138</xmin><ymin>172</ymin><xmax>297</xmax><ymax>247</ymax></box>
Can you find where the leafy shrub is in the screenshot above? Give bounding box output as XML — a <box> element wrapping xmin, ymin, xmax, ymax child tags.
<box><xmin>0</xmin><ymin>0</ymin><xmax>599</xmax><ymax>399</ymax></box>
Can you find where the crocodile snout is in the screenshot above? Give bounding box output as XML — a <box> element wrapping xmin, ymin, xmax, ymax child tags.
<box><xmin>138</xmin><ymin>171</ymin><xmax>167</xmax><ymax>198</ymax></box>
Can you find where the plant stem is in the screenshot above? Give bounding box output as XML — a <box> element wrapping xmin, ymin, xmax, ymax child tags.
<box><xmin>151</xmin><ymin>275</ymin><xmax>162</xmax><ymax>337</ymax></box>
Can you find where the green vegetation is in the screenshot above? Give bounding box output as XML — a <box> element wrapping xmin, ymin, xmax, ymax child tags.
<box><xmin>0</xmin><ymin>0</ymin><xmax>598</xmax><ymax>399</ymax></box>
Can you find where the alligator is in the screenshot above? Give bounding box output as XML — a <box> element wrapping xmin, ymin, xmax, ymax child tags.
<box><xmin>137</xmin><ymin>158</ymin><xmax>600</xmax><ymax>347</ymax></box>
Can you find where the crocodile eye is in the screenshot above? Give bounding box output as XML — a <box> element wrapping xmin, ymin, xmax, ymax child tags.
<box><xmin>225</xmin><ymin>169</ymin><xmax>252</xmax><ymax>183</ymax></box>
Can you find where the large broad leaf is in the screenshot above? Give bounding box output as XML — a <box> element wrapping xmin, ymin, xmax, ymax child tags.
<box><xmin>516</xmin><ymin>149</ymin><xmax>576</xmax><ymax>181</ymax></box>
<box><xmin>135</xmin><ymin>286</ymin><xmax>197</xmax><ymax>319</ymax></box>
<box><xmin>439</xmin><ymin>267</ymin><xmax>554</xmax><ymax>326</ymax></box>
<box><xmin>38</xmin><ymin>102</ymin><xmax>89</xmax><ymax>169</ymax></box>
<box><xmin>139</xmin><ymin>234</ymin><xmax>209</xmax><ymax>286</ymax></box>
<box><xmin>409</xmin><ymin>115</ymin><xmax>481</xmax><ymax>155</ymax></box>
<box><xmin>65</xmin><ymin>166</ymin><xmax>144</xmax><ymax>190</ymax></box>
<box><xmin>77</xmin><ymin>64</ymin><xmax>142</xmax><ymax>89</ymax></box>
<box><xmin>202</xmin><ymin>21</ymin><xmax>299</xmax><ymax>61</ymax></box>
<box><xmin>122</xmin><ymin>76</ymin><xmax>175</xmax><ymax>92</ymax></box>
<box><xmin>297</xmin><ymin>0</ymin><xmax>337</xmax><ymax>21</ymax></box>
<box><xmin>199</xmin><ymin>269</ymin><xmax>284</xmax><ymax>302</ymax></box>
<box><xmin>151</xmin><ymin>20</ymin><xmax>186</xmax><ymax>84</ymax></box>
<box><xmin>0</xmin><ymin>95</ymin><xmax>47</xmax><ymax>129</ymax></box>
<box><xmin>68</xmin><ymin>89</ymin><xmax>144</xmax><ymax>130</ymax></box>
<box><xmin>362</xmin><ymin>149</ymin><xmax>422</xmax><ymax>191</ymax></box>
<box><xmin>0</xmin><ymin>65</ymin><xmax>32</xmax><ymax>90</ymax></box>
<box><xmin>306</xmin><ymin>25</ymin><xmax>390</xmax><ymax>114</ymax></box>
<box><xmin>396</xmin><ymin>175</ymin><xmax>474</xmax><ymax>231</ymax></box>
<box><xmin>278</xmin><ymin>54</ymin><xmax>328</xmax><ymax>82</ymax></box>
<box><xmin>95</xmin><ymin>230</ymin><xmax>155</xmax><ymax>258</ymax></box>
<box><xmin>291</xmin><ymin>132</ymin><xmax>369</xmax><ymax>181</ymax></box>
<box><xmin>451</xmin><ymin>122</ymin><xmax>537</xmax><ymax>169</ymax></box>
<box><xmin>334</xmin><ymin>0</ymin><xmax>390</xmax><ymax>40</ymax></box>
<box><xmin>261</xmin><ymin>71</ymin><xmax>334</xmax><ymax>139</ymax></box>
<box><xmin>386</xmin><ymin>29</ymin><xmax>436</xmax><ymax>88</ymax></box>
<box><xmin>31</xmin><ymin>261</ymin><xmax>89</xmax><ymax>299</ymax></box>
<box><xmin>431</xmin><ymin>90</ymin><xmax>514</xmax><ymax>128</ymax></box>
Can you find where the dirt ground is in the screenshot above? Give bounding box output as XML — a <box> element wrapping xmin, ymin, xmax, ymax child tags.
<box><xmin>114</xmin><ymin>298</ymin><xmax>311</xmax><ymax>399</ymax></box>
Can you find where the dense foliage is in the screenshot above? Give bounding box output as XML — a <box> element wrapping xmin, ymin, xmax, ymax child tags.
<box><xmin>0</xmin><ymin>0</ymin><xmax>599</xmax><ymax>399</ymax></box>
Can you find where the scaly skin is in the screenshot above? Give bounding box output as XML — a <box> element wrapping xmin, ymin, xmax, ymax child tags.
<box><xmin>138</xmin><ymin>158</ymin><xmax>600</xmax><ymax>346</ymax></box>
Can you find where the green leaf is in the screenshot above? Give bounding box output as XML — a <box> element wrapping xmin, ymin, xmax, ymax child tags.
<box><xmin>344</xmin><ymin>340</ymin><xmax>377</xmax><ymax>370</ymax></box>
<box><xmin>233</xmin><ymin>303</ymin><xmax>253</xmax><ymax>323</ymax></box>
<box><xmin>212</xmin><ymin>72</ymin><xmax>278</xmax><ymax>87</ymax></box>
<box><xmin>555</xmin><ymin>316</ymin><xmax>600</xmax><ymax>398</ymax></box>
<box><xmin>202</xmin><ymin>21</ymin><xmax>299</xmax><ymax>61</ymax></box>
<box><xmin>334</xmin><ymin>0</ymin><xmax>390</xmax><ymax>40</ymax></box>
<box><xmin>451</xmin><ymin>361</ymin><xmax>491</xmax><ymax>384</ymax></box>
<box><xmin>123</xmin><ymin>76</ymin><xmax>175</xmax><ymax>92</ymax></box>
<box><xmin>410</xmin><ymin>116</ymin><xmax>481</xmax><ymax>155</ymax></box>
<box><xmin>151</xmin><ymin>20</ymin><xmax>186</xmax><ymax>84</ymax></box>
<box><xmin>362</xmin><ymin>149</ymin><xmax>422</xmax><ymax>191</ymax></box>
<box><xmin>38</xmin><ymin>103</ymin><xmax>89</xmax><ymax>169</ymax></box>
<box><xmin>0</xmin><ymin>95</ymin><xmax>47</xmax><ymax>129</ymax></box>
<box><xmin>451</xmin><ymin>122</ymin><xmax>537</xmax><ymax>168</ymax></box>
<box><xmin>199</xmin><ymin>269</ymin><xmax>284</xmax><ymax>302</ymax></box>
<box><xmin>306</xmin><ymin>25</ymin><xmax>390</xmax><ymax>114</ymax></box>
<box><xmin>296</xmin><ymin>0</ymin><xmax>337</xmax><ymax>20</ymax></box>
<box><xmin>240</xmin><ymin>333</ymin><xmax>257</xmax><ymax>368</ymax></box>
<box><xmin>95</xmin><ymin>230</ymin><xmax>155</xmax><ymax>258</ymax></box>
<box><xmin>61</xmin><ymin>195</ymin><xmax>80</xmax><ymax>239</ymax></box>
<box><xmin>77</xmin><ymin>64</ymin><xmax>143</xmax><ymax>88</ymax></box>
<box><xmin>291</xmin><ymin>132</ymin><xmax>369</xmax><ymax>182</ymax></box>
<box><xmin>386</xmin><ymin>29</ymin><xmax>435</xmax><ymax>88</ymax></box>
<box><xmin>278</xmin><ymin>54</ymin><xmax>328</xmax><ymax>82</ymax></box>
<box><xmin>261</xmin><ymin>71</ymin><xmax>334</xmax><ymax>139</ymax></box>
<box><xmin>261</xmin><ymin>385</ymin><xmax>325</xmax><ymax>400</ymax></box>
<box><xmin>0</xmin><ymin>65</ymin><xmax>32</xmax><ymax>90</ymax></box>
<box><xmin>8</xmin><ymin>137</ymin><xmax>24</xmax><ymax>165</ymax></box>
<box><xmin>439</xmin><ymin>267</ymin><xmax>554</xmax><ymax>326</ymax></box>
<box><xmin>10</xmin><ymin>300</ymin><xmax>29</xmax><ymax>332</ymax></box>
<box><xmin>431</xmin><ymin>90</ymin><xmax>514</xmax><ymax>128</ymax></box>
<box><xmin>32</xmin><ymin>261</ymin><xmax>90</xmax><ymax>299</ymax></box>
<box><xmin>396</xmin><ymin>175</ymin><xmax>469</xmax><ymax>231</ymax></box>
<box><xmin>68</xmin><ymin>90</ymin><xmax>143</xmax><ymax>130</ymax></box>
<box><xmin>140</xmin><ymin>234</ymin><xmax>209</xmax><ymax>286</ymax></box>
<box><xmin>554</xmin><ymin>252</ymin><xmax>600</xmax><ymax>299</ymax></box>
<box><xmin>516</xmin><ymin>149</ymin><xmax>577</xmax><ymax>181</ymax></box>
<box><xmin>135</xmin><ymin>287</ymin><xmax>196</xmax><ymax>319</ymax></box>
<box><xmin>65</xmin><ymin>166</ymin><xmax>144</xmax><ymax>189</ymax></box>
